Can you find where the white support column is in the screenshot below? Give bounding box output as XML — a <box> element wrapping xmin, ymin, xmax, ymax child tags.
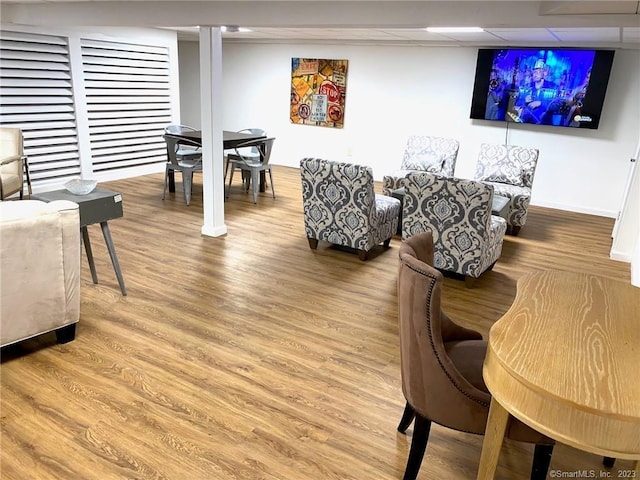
<box><xmin>199</xmin><ymin>26</ymin><xmax>227</xmax><ymax>237</ymax></box>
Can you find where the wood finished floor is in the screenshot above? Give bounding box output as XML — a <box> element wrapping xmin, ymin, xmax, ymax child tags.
<box><xmin>1</xmin><ymin>166</ymin><xmax>634</xmax><ymax>480</ymax></box>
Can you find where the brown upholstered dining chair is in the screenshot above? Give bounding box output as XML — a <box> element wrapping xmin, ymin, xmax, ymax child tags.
<box><xmin>396</xmin><ymin>232</ymin><xmax>554</xmax><ymax>480</ymax></box>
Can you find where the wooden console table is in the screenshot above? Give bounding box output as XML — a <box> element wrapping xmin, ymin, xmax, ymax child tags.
<box><xmin>478</xmin><ymin>271</ymin><xmax>640</xmax><ymax>478</ymax></box>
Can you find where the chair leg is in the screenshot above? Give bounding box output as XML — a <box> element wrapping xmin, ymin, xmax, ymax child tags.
<box><xmin>358</xmin><ymin>249</ymin><xmax>368</xmax><ymax>261</ymax></box>
<box><xmin>251</xmin><ymin>169</ymin><xmax>259</xmax><ymax>204</ymax></box>
<box><xmin>402</xmin><ymin>413</ymin><xmax>432</xmax><ymax>480</ymax></box>
<box><xmin>162</xmin><ymin>166</ymin><xmax>170</xmax><ymax>200</ymax></box>
<box><xmin>530</xmin><ymin>444</ymin><xmax>553</xmax><ymax>480</ymax></box>
<box><xmin>603</xmin><ymin>457</ymin><xmax>616</xmax><ymax>468</ymax></box>
<box><xmin>397</xmin><ymin>402</ymin><xmax>416</xmax><ymax>433</ymax></box>
<box><xmin>226</xmin><ymin>164</ymin><xmax>235</xmax><ymax>199</ymax></box>
<box><xmin>268</xmin><ymin>168</ymin><xmax>275</xmax><ymax>198</ymax></box>
<box><xmin>307</xmin><ymin>238</ymin><xmax>318</xmax><ymax>249</ymax></box>
<box><xmin>383</xmin><ymin>237</ymin><xmax>392</xmax><ymax>248</ymax></box>
<box><xmin>511</xmin><ymin>225</ymin><xmax>522</xmax><ymax>236</ymax></box>
<box><xmin>183</xmin><ymin>170</ymin><xmax>193</xmax><ymax>206</ymax></box>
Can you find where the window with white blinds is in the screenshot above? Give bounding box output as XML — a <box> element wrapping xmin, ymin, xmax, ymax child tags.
<box><xmin>81</xmin><ymin>39</ymin><xmax>171</xmax><ymax>172</ymax></box>
<box><xmin>0</xmin><ymin>31</ymin><xmax>81</xmax><ymax>184</ymax></box>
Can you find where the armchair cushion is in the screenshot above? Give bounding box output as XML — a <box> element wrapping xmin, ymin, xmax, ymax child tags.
<box><xmin>476</xmin><ymin>161</ymin><xmax>524</xmax><ymax>186</ymax></box>
<box><xmin>383</xmin><ymin>135</ymin><xmax>460</xmax><ymax>196</ymax></box>
<box><xmin>475</xmin><ymin>143</ymin><xmax>539</xmax><ymax>188</ymax></box>
<box><xmin>401</xmin><ymin>152</ymin><xmax>444</xmax><ymax>173</ymax></box>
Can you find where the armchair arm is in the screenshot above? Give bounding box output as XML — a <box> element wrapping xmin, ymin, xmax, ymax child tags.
<box><xmin>0</xmin><ymin>154</ymin><xmax>22</xmax><ymax>166</ymax></box>
<box><xmin>382</xmin><ymin>173</ymin><xmax>409</xmax><ymax>196</ymax></box>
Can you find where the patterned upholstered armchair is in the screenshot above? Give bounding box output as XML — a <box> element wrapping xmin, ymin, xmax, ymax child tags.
<box><xmin>474</xmin><ymin>143</ymin><xmax>540</xmax><ymax>235</ymax></box>
<box><xmin>300</xmin><ymin>158</ymin><xmax>401</xmax><ymax>261</ymax></box>
<box><xmin>382</xmin><ymin>135</ymin><xmax>460</xmax><ymax>196</ymax></box>
<box><xmin>401</xmin><ymin>172</ymin><xmax>507</xmax><ymax>287</ymax></box>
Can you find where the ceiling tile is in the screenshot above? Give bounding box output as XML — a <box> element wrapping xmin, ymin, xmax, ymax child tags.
<box><xmin>487</xmin><ymin>28</ymin><xmax>559</xmax><ymax>43</ymax></box>
<box><xmin>550</xmin><ymin>27</ymin><xmax>621</xmax><ymax>43</ymax></box>
<box><xmin>622</xmin><ymin>27</ymin><xmax>640</xmax><ymax>43</ymax></box>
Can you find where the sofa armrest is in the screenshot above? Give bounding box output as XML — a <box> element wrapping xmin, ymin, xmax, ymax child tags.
<box><xmin>0</xmin><ymin>200</ymin><xmax>80</xmax><ymax>347</ymax></box>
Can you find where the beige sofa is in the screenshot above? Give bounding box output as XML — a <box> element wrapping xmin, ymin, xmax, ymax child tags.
<box><xmin>1</xmin><ymin>199</ymin><xmax>81</xmax><ymax>347</ymax></box>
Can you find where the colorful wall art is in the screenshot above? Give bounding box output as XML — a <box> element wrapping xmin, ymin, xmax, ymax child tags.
<box><xmin>290</xmin><ymin>58</ymin><xmax>348</xmax><ymax>128</ymax></box>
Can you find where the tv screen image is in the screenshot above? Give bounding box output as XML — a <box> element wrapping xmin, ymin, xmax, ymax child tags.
<box><xmin>470</xmin><ymin>48</ymin><xmax>615</xmax><ymax>129</ymax></box>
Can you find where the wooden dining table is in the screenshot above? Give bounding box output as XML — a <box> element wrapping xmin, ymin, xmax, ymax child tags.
<box><xmin>165</xmin><ymin>129</ymin><xmax>267</xmax><ymax>193</ymax></box>
<box><xmin>477</xmin><ymin>271</ymin><xmax>640</xmax><ymax>478</ymax></box>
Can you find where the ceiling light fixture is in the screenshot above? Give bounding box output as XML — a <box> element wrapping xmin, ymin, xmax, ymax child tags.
<box><xmin>425</xmin><ymin>27</ymin><xmax>484</xmax><ymax>33</ymax></box>
<box><xmin>221</xmin><ymin>26</ymin><xmax>252</xmax><ymax>33</ymax></box>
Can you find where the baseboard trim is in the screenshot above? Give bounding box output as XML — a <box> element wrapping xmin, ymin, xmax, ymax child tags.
<box><xmin>610</xmin><ymin>250</ymin><xmax>632</xmax><ymax>263</ymax></box>
<box><xmin>531</xmin><ymin>200</ymin><xmax>617</xmax><ymax>218</ymax></box>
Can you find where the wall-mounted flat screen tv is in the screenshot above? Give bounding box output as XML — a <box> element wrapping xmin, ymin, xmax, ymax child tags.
<box><xmin>470</xmin><ymin>48</ymin><xmax>615</xmax><ymax>129</ymax></box>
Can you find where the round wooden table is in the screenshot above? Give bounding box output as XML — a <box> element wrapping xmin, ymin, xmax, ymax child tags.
<box><xmin>477</xmin><ymin>271</ymin><xmax>640</xmax><ymax>478</ymax></box>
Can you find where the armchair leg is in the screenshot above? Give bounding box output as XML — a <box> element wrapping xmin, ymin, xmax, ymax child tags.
<box><xmin>397</xmin><ymin>402</ymin><xmax>416</xmax><ymax>433</ymax></box>
<box><xmin>402</xmin><ymin>413</ymin><xmax>432</xmax><ymax>480</ymax></box>
<box><xmin>23</xmin><ymin>156</ymin><xmax>32</xmax><ymax>196</ymax></box>
<box><xmin>511</xmin><ymin>225</ymin><xmax>522</xmax><ymax>236</ymax></box>
<box><xmin>307</xmin><ymin>238</ymin><xmax>318</xmax><ymax>250</ymax></box>
<box><xmin>383</xmin><ymin>237</ymin><xmax>392</xmax><ymax>248</ymax></box>
<box><xmin>358</xmin><ymin>249</ymin><xmax>368</xmax><ymax>261</ymax></box>
<box><xmin>530</xmin><ymin>444</ymin><xmax>554</xmax><ymax>480</ymax></box>
<box><xmin>602</xmin><ymin>457</ymin><xmax>616</xmax><ymax>468</ymax></box>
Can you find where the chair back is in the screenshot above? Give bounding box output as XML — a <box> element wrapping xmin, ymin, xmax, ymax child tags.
<box><xmin>401</xmin><ymin>172</ymin><xmax>499</xmax><ymax>278</ymax></box>
<box><xmin>165</xmin><ymin>124</ymin><xmax>198</xmax><ymax>135</ymax></box>
<box><xmin>300</xmin><ymin>158</ymin><xmax>378</xmax><ymax>252</ymax></box>
<box><xmin>400</xmin><ymin>135</ymin><xmax>460</xmax><ymax>177</ymax></box>
<box><xmin>475</xmin><ymin>143</ymin><xmax>539</xmax><ymax>189</ymax></box>
<box><xmin>232</xmin><ymin>137</ymin><xmax>275</xmax><ymax>165</ymax></box>
<box><xmin>163</xmin><ymin>134</ymin><xmax>200</xmax><ymax>165</ymax></box>
<box><xmin>0</xmin><ymin>128</ymin><xmax>25</xmax><ymax>199</ymax></box>
<box><xmin>398</xmin><ymin>233</ymin><xmax>491</xmax><ymax>433</ymax></box>
<box><xmin>0</xmin><ymin>128</ymin><xmax>23</xmax><ymax>160</ymax></box>
<box><xmin>235</xmin><ymin>128</ymin><xmax>266</xmax><ymax>157</ymax></box>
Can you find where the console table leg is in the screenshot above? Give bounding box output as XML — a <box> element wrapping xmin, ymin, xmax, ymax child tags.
<box><xmin>100</xmin><ymin>221</ymin><xmax>127</xmax><ymax>296</ymax></box>
<box><xmin>81</xmin><ymin>226</ymin><xmax>98</xmax><ymax>284</ymax></box>
<box><xmin>477</xmin><ymin>398</ymin><xmax>510</xmax><ymax>479</ymax></box>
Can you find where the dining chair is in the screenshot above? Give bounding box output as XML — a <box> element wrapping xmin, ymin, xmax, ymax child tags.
<box><xmin>162</xmin><ymin>134</ymin><xmax>202</xmax><ymax>206</ymax></box>
<box><xmin>224</xmin><ymin>128</ymin><xmax>266</xmax><ymax>182</ymax></box>
<box><xmin>397</xmin><ymin>232</ymin><xmax>554</xmax><ymax>480</ymax></box>
<box><xmin>226</xmin><ymin>137</ymin><xmax>276</xmax><ymax>204</ymax></box>
<box><xmin>164</xmin><ymin>124</ymin><xmax>202</xmax><ymax>163</ymax></box>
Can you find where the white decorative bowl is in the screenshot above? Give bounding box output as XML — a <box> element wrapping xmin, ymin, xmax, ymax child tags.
<box><xmin>64</xmin><ymin>179</ymin><xmax>97</xmax><ymax>195</ymax></box>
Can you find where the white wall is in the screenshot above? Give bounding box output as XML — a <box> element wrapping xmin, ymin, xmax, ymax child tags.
<box><xmin>179</xmin><ymin>41</ymin><xmax>640</xmax><ymax>218</ymax></box>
